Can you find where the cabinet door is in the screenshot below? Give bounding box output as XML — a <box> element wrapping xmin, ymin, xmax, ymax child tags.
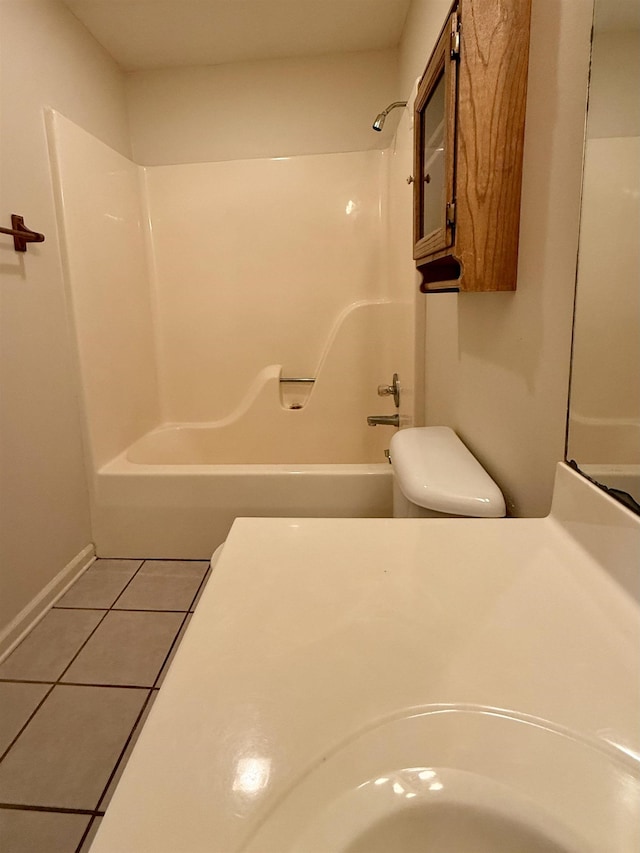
<box><xmin>413</xmin><ymin>11</ymin><xmax>458</xmax><ymax>261</ymax></box>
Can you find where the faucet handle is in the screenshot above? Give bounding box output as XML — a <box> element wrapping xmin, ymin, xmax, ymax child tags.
<box><xmin>377</xmin><ymin>373</ymin><xmax>400</xmax><ymax>408</ymax></box>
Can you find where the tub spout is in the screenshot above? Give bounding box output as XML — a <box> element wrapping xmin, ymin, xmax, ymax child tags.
<box><xmin>367</xmin><ymin>414</ymin><xmax>400</xmax><ymax>427</ymax></box>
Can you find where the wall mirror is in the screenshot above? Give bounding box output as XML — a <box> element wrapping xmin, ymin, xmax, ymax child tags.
<box><xmin>567</xmin><ymin>0</ymin><xmax>640</xmax><ymax>512</ymax></box>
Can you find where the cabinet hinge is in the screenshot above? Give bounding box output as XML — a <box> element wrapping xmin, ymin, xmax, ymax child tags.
<box><xmin>450</xmin><ymin>15</ymin><xmax>461</xmax><ymax>60</ymax></box>
<box><xmin>446</xmin><ymin>201</ymin><xmax>456</xmax><ymax>227</ymax></box>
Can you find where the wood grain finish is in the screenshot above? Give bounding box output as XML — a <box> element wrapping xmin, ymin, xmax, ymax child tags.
<box><xmin>415</xmin><ymin>0</ymin><xmax>532</xmax><ymax>292</ymax></box>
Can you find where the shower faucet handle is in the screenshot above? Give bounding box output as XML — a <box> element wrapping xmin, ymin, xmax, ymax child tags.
<box><xmin>377</xmin><ymin>373</ymin><xmax>400</xmax><ymax>408</ymax></box>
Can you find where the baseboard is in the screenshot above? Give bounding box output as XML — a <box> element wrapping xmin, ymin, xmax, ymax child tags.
<box><xmin>0</xmin><ymin>544</ymin><xmax>96</xmax><ymax>663</ymax></box>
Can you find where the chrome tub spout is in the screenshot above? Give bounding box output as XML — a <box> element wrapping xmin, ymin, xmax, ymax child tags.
<box><xmin>367</xmin><ymin>414</ymin><xmax>400</xmax><ymax>427</ymax></box>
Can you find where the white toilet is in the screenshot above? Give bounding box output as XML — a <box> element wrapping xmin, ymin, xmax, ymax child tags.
<box><xmin>389</xmin><ymin>426</ymin><xmax>506</xmax><ymax>518</ymax></box>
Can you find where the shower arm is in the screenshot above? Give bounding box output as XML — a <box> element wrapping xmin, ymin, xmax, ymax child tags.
<box><xmin>382</xmin><ymin>101</ymin><xmax>408</xmax><ymax>115</ymax></box>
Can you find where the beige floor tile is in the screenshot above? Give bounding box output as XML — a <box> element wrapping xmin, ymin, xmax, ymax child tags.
<box><xmin>0</xmin><ymin>684</ymin><xmax>148</xmax><ymax>810</ymax></box>
<box><xmin>55</xmin><ymin>559</ymin><xmax>142</xmax><ymax>609</ymax></box>
<box><xmin>98</xmin><ymin>690</ymin><xmax>158</xmax><ymax>810</ymax></box>
<box><xmin>0</xmin><ymin>808</ymin><xmax>90</xmax><ymax>853</ymax></box>
<box><xmin>155</xmin><ymin>614</ymin><xmax>192</xmax><ymax>687</ymax></box>
<box><xmin>0</xmin><ymin>683</ymin><xmax>51</xmax><ymax>757</ymax></box>
<box><xmin>61</xmin><ymin>611</ymin><xmax>184</xmax><ymax>687</ymax></box>
<box><xmin>0</xmin><ymin>610</ymin><xmax>105</xmax><ymax>682</ymax></box>
<box><xmin>113</xmin><ymin>560</ymin><xmax>209</xmax><ymax>611</ymax></box>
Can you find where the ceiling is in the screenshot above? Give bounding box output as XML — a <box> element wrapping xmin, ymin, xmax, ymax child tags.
<box><xmin>62</xmin><ymin>0</ymin><xmax>412</xmax><ymax>72</ymax></box>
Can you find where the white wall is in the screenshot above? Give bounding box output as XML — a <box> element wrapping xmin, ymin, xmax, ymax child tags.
<box><xmin>0</xmin><ymin>0</ymin><xmax>130</xmax><ymax>634</ymax></box>
<box><xmin>383</xmin><ymin>78</ymin><xmax>428</xmax><ymax>425</ymax></box>
<box><xmin>395</xmin><ymin>0</ymin><xmax>594</xmax><ymax>516</ymax></box>
<box><xmin>126</xmin><ymin>50</ymin><xmax>400</xmax><ymax>165</ymax></box>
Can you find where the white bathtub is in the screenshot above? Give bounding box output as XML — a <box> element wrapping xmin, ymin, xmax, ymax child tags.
<box><xmin>580</xmin><ymin>464</ymin><xmax>640</xmax><ymax>505</ymax></box>
<box><xmin>94</xmin><ymin>424</ymin><xmax>393</xmax><ymax>559</ymax></box>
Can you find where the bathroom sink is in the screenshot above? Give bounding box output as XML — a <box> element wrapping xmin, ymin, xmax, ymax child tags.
<box><xmin>291</xmin><ymin>767</ymin><xmax>586</xmax><ymax>853</ymax></box>
<box><xmin>241</xmin><ymin>707</ymin><xmax>640</xmax><ymax>853</ymax></box>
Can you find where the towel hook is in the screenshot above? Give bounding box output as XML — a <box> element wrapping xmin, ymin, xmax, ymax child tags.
<box><xmin>0</xmin><ymin>214</ymin><xmax>45</xmax><ymax>252</ymax></box>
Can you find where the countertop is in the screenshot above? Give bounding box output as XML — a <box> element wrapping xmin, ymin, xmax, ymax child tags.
<box><xmin>90</xmin><ymin>464</ymin><xmax>640</xmax><ymax>852</ymax></box>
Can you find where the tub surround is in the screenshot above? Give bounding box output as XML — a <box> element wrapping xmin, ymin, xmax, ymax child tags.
<box><xmin>48</xmin><ymin>111</ymin><xmax>408</xmax><ymax>558</ymax></box>
<box><xmin>90</xmin><ymin>463</ymin><xmax>640</xmax><ymax>852</ymax></box>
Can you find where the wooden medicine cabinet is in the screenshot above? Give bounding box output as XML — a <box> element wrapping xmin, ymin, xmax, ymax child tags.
<box><xmin>413</xmin><ymin>0</ymin><xmax>532</xmax><ymax>292</ymax></box>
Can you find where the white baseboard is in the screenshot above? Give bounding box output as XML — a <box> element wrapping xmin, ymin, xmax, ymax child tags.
<box><xmin>0</xmin><ymin>544</ymin><xmax>96</xmax><ymax>663</ymax></box>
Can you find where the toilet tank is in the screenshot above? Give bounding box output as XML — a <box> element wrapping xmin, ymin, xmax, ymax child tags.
<box><xmin>389</xmin><ymin>427</ymin><xmax>506</xmax><ymax>518</ymax></box>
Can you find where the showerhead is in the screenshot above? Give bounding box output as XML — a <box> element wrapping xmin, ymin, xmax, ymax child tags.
<box><xmin>371</xmin><ymin>101</ymin><xmax>407</xmax><ymax>132</ymax></box>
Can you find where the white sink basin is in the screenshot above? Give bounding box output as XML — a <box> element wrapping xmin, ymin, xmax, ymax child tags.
<box><xmin>241</xmin><ymin>707</ymin><xmax>640</xmax><ymax>853</ymax></box>
<box><xmin>300</xmin><ymin>767</ymin><xmax>584</xmax><ymax>853</ymax></box>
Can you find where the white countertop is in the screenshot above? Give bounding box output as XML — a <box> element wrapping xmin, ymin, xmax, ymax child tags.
<box><xmin>91</xmin><ymin>465</ymin><xmax>640</xmax><ymax>852</ymax></box>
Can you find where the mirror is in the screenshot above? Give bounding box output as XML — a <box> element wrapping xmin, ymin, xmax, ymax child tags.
<box><xmin>567</xmin><ymin>0</ymin><xmax>640</xmax><ymax>511</ymax></box>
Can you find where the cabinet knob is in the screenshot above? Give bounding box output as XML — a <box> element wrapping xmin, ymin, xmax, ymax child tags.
<box><xmin>406</xmin><ymin>175</ymin><xmax>414</xmax><ymax>184</ymax></box>
<box><xmin>424</xmin><ymin>173</ymin><xmax>431</xmax><ymax>184</ymax></box>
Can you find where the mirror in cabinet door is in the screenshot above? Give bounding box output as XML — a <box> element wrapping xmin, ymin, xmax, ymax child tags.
<box><xmin>566</xmin><ymin>0</ymin><xmax>640</xmax><ymax>513</ymax></box>
<box><xmin>413</xmin><ymin>12</ymin><xmax>457</xmax><ymax>265</ymax></box>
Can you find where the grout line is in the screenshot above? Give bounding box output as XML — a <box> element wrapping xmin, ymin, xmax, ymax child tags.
<box><xmin>54</xmin><ymin>606</ymin><xmax>191</xmax><ymax>613</ymax></box>
<box><xmin>0</xmin><ymin>683</ymin><xmax>55</xmax><ymax>764</ymax></box>
<box><xmin>107</xmin><ymin>560</ymin><xmax>147</xmax><ymax>610</ymax></box>
<box><xmin>136</xmin><ymin>558</ymin><xmax>210</xmax><ymax>563</ymax></box>
<box><xmin>75</xmin><ymin>813</ymin><xmax>99</xmax><ymax>853</ymax></box>
<box><xmin>0</xmin><ymin>679</ymin><xmax>158</xmax><ymax>688</ymax></box>
<box><xmin>94</xmin><ymin>558</ymin><xmax>209</xmax><ymax>563</ymax></box>
<box><xmin>0</xmin><ymin>803</ymin><xmax>99</xmax><ymax>816</ymax></box>
<box><xmin>108</xmin><ymin>607</ymin><xmax>193</xmax><ymax>613</ymax></box>
<box><xmin>52</xmin><ymin>610</ymin><xmax>110</xmax><ymax>685</ymax></box>
<box><xmin>53</xmin><ymin>682</ymin><xmax>153</xmax><ymax>690</ymax></box>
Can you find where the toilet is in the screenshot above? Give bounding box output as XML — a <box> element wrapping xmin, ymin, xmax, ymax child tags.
<box><xmin>389</xmin><ymin>427</ymin><xmax>506</xmax><ymax>518</ymax></box>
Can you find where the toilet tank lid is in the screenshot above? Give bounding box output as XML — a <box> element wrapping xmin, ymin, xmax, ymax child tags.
<box><xmin>389</xmin><ymin>427</ymin><xmax>506</xmax><ymax>517</ymax></box>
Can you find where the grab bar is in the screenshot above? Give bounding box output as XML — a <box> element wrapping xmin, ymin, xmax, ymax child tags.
<box><xmin>279</xmin><ymin>377</ymin><xmax>316</xmax><ymax>384</ymax></box>
<box><xmin>0</xmin><ymin>214</ymin><xmax>45</xmax><ymax>252</ymax></box>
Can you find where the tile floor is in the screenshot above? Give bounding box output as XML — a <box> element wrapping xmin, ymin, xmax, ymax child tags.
<box><xmin>0</xmin><ymin>557</ymin><xmax>211</xmax><ymax>852</ymax></box>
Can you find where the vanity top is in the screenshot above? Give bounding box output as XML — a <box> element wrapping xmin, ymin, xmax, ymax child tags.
<box><xmin>90</xmin><ymin>464</ymin><xmax>640</xmax><ymax>852</ymax></box>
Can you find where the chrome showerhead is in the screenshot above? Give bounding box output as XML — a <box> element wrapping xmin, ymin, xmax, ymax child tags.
<box><xmin>371</xmin><ymin>101</ymin><xmax>407</xmax><ymax>132</ymax></box>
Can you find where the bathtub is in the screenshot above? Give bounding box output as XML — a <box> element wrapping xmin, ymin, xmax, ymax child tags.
<box><xmin>93</xmin><ymin>423</ymin><xmax>393</xmax><ymax>559</ymax></box>
<box><xmin>580</xmin><ymin>464</ymin><xmax>640</xmax><ymax>506</ymax></box>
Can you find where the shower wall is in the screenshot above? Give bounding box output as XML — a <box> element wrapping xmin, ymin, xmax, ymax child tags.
<box><xmin>49</xmin><ymin>111</ymin><xmax>407</xmax><ymax>472</ymax></box>
<box><xmin>48</xmin><ymin>111</ymin><xmax>161</xmax><ymax>470</ymax></box>
<box><xmin>145</xmin><ymin>151</ymin><xmax>388</xmax><ymax>422</ymax></box>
